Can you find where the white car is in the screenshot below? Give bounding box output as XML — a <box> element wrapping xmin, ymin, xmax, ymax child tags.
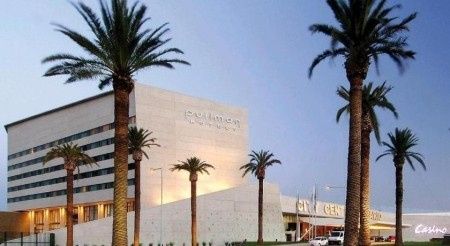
<box><xmin>309</xmin><ymin>236</ymin><xmax>328</xmax><ymax>246</ymax></box>
<box><xmin>328</xmin><ymin>231</ymin><xmax>345</xmax><ymax>245</ymax></box>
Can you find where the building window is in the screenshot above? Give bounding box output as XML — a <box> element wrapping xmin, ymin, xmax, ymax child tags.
<box><xmin>7</xmin><ymin>178</ymin><xmax>135</xmax><ymax>203</ymax></box>
<box><xmin>127</xmin><ymin>201</ymin><xmax>135</xmax><ymax>212</ymax></box>
<box><xmin>104</xmin><ymin>203</ymin><xmax>113</xmax><ymax>218</ymax></box>
<box><xmin>83</xmin><ymin>205</ymin><xmax>98</xmax><ymax>222</ymax></box>
<box><xmin>73</xmin><ymin>208</ymin><xmax>78</xmax><ymax>225</ymax></box>
<box><xmin>8</xmin><ymin>116</ymin><xmax>135</xmax><ymax>160</ymax></box>
<box><xmin>49</xmin><ymin>209</ymin><xmax>60</xmax><ymax>230</ymax></box>
<box><xmin>34</xmin><ymin>210</ymin><xmax>44</xmax><ymax>233</ymax></box>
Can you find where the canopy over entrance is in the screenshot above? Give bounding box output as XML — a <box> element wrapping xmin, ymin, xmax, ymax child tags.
<box><xmin>299</xmin><ymin>217</ymin><xmax>411</xmax><ymax>230</ymax></box>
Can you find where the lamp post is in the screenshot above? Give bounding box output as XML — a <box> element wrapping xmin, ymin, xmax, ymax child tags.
<box><xmin>324</xmin><ymin>185</ymin><xmax>346</xmax><ymax>231</ymax></box>
<box><xmin>151</xmin><ymin>167</ymin><xmax>163</xmax><ymax>245</ymax></box>
<box><xmin>295</xmin><ymin>191</ymin><xmax>300</xmax><ymax>242</ymax></box>
<box><xmin>324</xmin><ymin>185</ymin><xmax>346</xmax><ymax>191</ymax></box>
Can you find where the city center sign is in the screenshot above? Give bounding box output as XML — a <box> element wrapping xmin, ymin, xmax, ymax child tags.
<box><xmin>324</xmin><ymin>203</ymin><xmax>344</xmax><ymax>216</ymax></box>
<box><xmin>185</xmin><ymin>110</ymin><xmax>241</xmax><ymax>131</ymax></box>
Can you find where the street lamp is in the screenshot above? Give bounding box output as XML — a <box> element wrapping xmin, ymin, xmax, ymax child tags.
<box><xmin>150</xmin><ymin>167</ymin><xmax>163</xmax><ymax>245</ymax></box>
<box><xmin>324</xmin><ymin>185</ymin><xmax>346</xmax><ymax>191</ymax></box>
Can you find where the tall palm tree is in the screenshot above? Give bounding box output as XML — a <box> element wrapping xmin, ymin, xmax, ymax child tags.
<box><xmin>128</xmin><ymin>126</ymin><xmax>160</xmax><ymax>246</ymax></box>
<box><xmin>170</xmin><ymin>157</ymin><xmax>214</xmax><ymax>246</ymax></box>
<box><xmin>240</xmin><ymin>150</ymin><xmax>281</xmax><ymax>245</ymax></box>
<box><xmin>309</xmin><ymin>1</ymin><xmax>416</xmax><ymax>244</ymax></box>
<box><xmin>43</xmin><ymin>143</ymin><xmax>96</xmax><ymax>246</ymax></box>
<box><xmin>337</xmin><ymin>82</ymin><xmax>398</xmax><ymax>245</ymax></box>
<box><xmin>376</xmin><ymin>128</ymin><xmax>425</xmax><ymax>246</ymax></box>
<box><xmin>42</xmin><ymin>1</ymin><xmax>189</xmax><ymax>244</ymax></box>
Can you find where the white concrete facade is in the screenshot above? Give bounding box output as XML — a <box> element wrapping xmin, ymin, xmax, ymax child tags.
<box><xmin>48</xmin><ymin>183</ymin><xmax>285</xmax><ymax>246</ymax></box>
<box><xmin>133</xmin><ymin>83</ymin><xmax>249</xmax><ymax>208</ymax></box>
<box><xmin>5</xmin><ymin>83</ymin><xmax>248</xmax><ymax>214</ymax></box>
<box><xmin>6</xmin><ymin>91</ymin><xmax>135</xmax><ymax>211</ymax></box>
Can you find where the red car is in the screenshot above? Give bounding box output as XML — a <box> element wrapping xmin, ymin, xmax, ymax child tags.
<box><xmin>386</xmin><ymin>236</ymin><xmax>396</xmax><ymax>242</ymax></box>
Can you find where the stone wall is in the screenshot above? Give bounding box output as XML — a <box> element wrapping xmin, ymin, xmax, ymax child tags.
<box><xmin>49</xmin><ymin>183</ymin><xmax>286</xmax><ymax>246</ymax></box>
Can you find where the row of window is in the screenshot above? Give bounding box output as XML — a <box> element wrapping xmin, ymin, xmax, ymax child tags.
<box><xmin>8</xmin><ymin>138</ymin><xmax>114</xmax><ymax>171</ymax></box>
<box><xmin>8</xmin><ymin>123</ymin><xmax>113</xmax><ymax>160</ymax></box>
<box><xmin>8</xmin><ymin>153</ymin><xmax>114</xmax><ymax>182</ymax></box>
<box><xmin>7</xmin><ymin>179</ymin><xmax>135</xmax><ymax>203</ymax></box>
<box><xmin>8</xmin><ymin>116</ymin><xmax>135</xmax><ymax>160</ymax></box>
<box><xmin>33</xmin><ymin>201</ymin><xmax>135</xmax><ymax>232</ymax></box>
<box><xmin>8</xmin><ymin>163</ymin><xmax>135</xmax><ymax>192</ymax></box>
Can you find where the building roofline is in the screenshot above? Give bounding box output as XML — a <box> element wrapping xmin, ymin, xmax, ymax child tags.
<box><xmin>4</xmin><ymin>90</ymin><xmax>113</xmax><ymax>131</ymax></box>
<box><xmin>404</xmin><ymin>212</ymin><xmax>450</xmax><ymax>216</ymax></box>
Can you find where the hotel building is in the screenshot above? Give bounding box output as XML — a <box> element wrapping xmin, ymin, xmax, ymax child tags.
<box><xmin>3</xmin><ymin>84</ymin><xmax>449</xmax><ymax>245</ymax></box>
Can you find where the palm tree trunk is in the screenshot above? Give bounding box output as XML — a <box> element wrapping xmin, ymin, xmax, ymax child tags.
<box><xmin>112</xmin><ymin>85</ymin><xmax>131</xmax><ymax>246</ymax></box>
<box><xmin>343</xmin><ymin>65</ymin><xmax>364</xmax><ymax>246</ymax></box>
<box><xmin>66</xmin><ymin>170</ymin><xmax>74</xmax><ymax>246</ymax></box>
<box><xmin>359</xmin><ymin>120</ymin><xmax>372</xmax><ymax>246</ymax></box>
<box><xmin>257</xmin><ymin>178</ymin><xmax>264</xmax><ymax>245</ymax></box>
<box><xmin>133</xmin><ymin>160</ymin><xmax>141</xmax><ymax>246</ymax></box>
<box><xmin>191</xmin><ymin>179</ymin><xmax>197</xmax><ymax>246</ymax></box>
<box><xmin>395</xmin><ymin>164</ymin><xmax>404</xmax><ymax>246</ymax></box>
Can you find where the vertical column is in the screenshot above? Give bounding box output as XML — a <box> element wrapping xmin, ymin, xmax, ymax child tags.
<box><xmin>29</xmin><ymin>211</ymin><xmax>35</xmax><ymax>234</ymax></box>
<box><xmin>98</xmin><ymin>203</ymin><xmax>104</xmax><ymax>219</ymax></box>
<box><xmin>77</xmin><ymin>206</ymin><xmax>84</xmax><ymax>224</ymax></box>
<box><xmin>60</xmin><ymin>207</ymin><xmax>65</xmax><ymax>228</ymax></box>
<box><xmin>43</xmin><ymin>209</ymin><xmax>49</xmax><ymax>232</ymax></box>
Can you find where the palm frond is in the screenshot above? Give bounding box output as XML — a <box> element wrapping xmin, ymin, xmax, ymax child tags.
<box><xmin>170</xmin><ymin>157</ymin><xmax>214</xmax><ymax>177</ymax></box>
<box><xmin>43</xmin><ymin>0</ymin><xmax>189</xmax><ymax>86</ymax></box>
<box><xmin>128</xmin><ymin>126</ymin><xmax>160</xmax><ymax>160</ymax></box>
<box><xmin>377</xmin><ymin>128</ymin><xmax>425</xmax><ymax>171</ymax></box>
<box><xmin>310</xmin><ymin>0</ymin><xmax>417</xmax><ymax>78</ymax></box>
<box><xmin>336</xmin><ymin>81</ymin><xmax>397</xmax><ymax>142</ymax></box>
<box><xmin>240</xmin><ymin>150</ymin><xmax>281</xmax><ymax>178</ymax></box>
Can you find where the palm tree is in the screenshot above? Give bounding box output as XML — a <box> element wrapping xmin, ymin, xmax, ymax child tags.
<box><xmin>337</xmin><ymin>82</ymin><xmax>398</xmax><ymax>245</ymax></box>
<box><xmin>309</xmin><ymin>1</ymin><xmax>416</xmax><ymax>244</ymax></box>
<box><xmin>240</xmin><ymin>150</ymin><xmax>281</xmax><ymax>245</ymax></box>
<box><xmin>43</xmin><ymin>143</ymin><xmax>96</xmax><ymax>246</ymax></box>
<box><xmin>128</xmin><ymin>126</ymin><xmax>160</xmax><ymax>246</ymax></box>
<box><xmin>42</xmin><ymin>1</ymin><xmax>189</xmax><ymax>244</ymax></box>
<box><xmin>170</xmin><ymin>157</ymin><xmax>214</xmax><ymax>246</ymax></box>
<box><xmin>376</xmin><ymin>128</ymin><xmax>425</xmax><ymax>246</ymax></box>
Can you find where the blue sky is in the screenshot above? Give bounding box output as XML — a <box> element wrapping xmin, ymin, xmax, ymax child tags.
<box><xmin>0</xmin><ymin>0</ymin><xmax>449</xmax><ymax>212</ymax></box>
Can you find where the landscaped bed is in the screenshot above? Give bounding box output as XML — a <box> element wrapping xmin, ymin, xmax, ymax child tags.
<box><xmin>377</xmin><ymin>241</ymin><xmax>442</xmax><ymax>246</ymax></box>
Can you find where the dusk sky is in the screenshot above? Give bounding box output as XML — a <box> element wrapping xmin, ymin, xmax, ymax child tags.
<box><xmin>1</xmin><ymin>0</ymin><xmax>449</xmax><ymax>213</ymax></box>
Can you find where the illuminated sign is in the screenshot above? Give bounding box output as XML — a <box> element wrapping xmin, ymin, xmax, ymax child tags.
<box><xmin>415</xmin><ymin>224</ymin><xmax>448</xmax><ymax>234</ymax></box>
<box><xmin>324</xmin><ymin>203</ymin><xmax>344</xmax><ymax>216</ymax></box>
<box><xmin>297</xmin><ymin>200</ymin><xmax>311</xmax><ymax>213</ymax></box>
<box><xmin>185</xmin><ymin>110</ymin><xmax>241</xmax><ymax>131</ymax></box>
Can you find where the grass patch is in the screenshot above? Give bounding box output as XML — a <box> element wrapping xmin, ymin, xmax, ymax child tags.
<box><xmin>378</xmin><ymin>242</ymin><xmax>442</xmax><ymax>246</ymax></box>
<box><xmin>234</xmin><ymin>242</ymin><xmax>301</xmax><ymax>246</ymax></box>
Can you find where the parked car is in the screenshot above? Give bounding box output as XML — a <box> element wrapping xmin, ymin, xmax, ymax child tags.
<box><xmin>386</xmin><ymin>235</ymin><xmax>396</xmax><ymax>242</ymax></box>
<box><xmin>309</xmin><ymin>236</ymin><xmax>328</xmax><ymax>246</ymax></box>
<box><xmin>328</xmin><ymin>230</ymin><xmax>344</xmax><ymax>245</ymax></box>
<box><xmin>370</xmin><ymin>236</ymin><xmax>385</xmax><ymax>242</ymax></box>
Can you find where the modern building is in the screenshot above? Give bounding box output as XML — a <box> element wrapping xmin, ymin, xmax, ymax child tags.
<box><xmin>5</xmin><ymin>83</ymin><xmax>248</xmax><ymax>231</ymax></box>
<box><xmin>3</xmin><ymin>84</ymin><xmax>449</xmax><ymax>245</ymax></box>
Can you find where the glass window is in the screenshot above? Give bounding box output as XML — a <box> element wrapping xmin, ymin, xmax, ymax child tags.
<box><xmin>49</xmin><ymin>209</ymin><xmax>60</xmax><ymax>230</ymax></box>
<box><xmin>83</xmin><ymin>205</ymin><xmax>98</xmax><ymax>222</ymax></box>
<box><xmin>104</xmin><ymin>203</ymin><xmax>113</xmax><ymax>218</ymax></box>
<box><xmin>73</xmin><ymin>207</ymin><xmax>78</xmax><ymax>225</ymax></box>
<box><xmin>34</xmin><ymin>210</ymin><xmax>44</xmax><ymax>233</ymax></box>
<box><xmin>127</xmin><ymin>201</ymin><xmax>135</xmax><ymax>212</ymax></box>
